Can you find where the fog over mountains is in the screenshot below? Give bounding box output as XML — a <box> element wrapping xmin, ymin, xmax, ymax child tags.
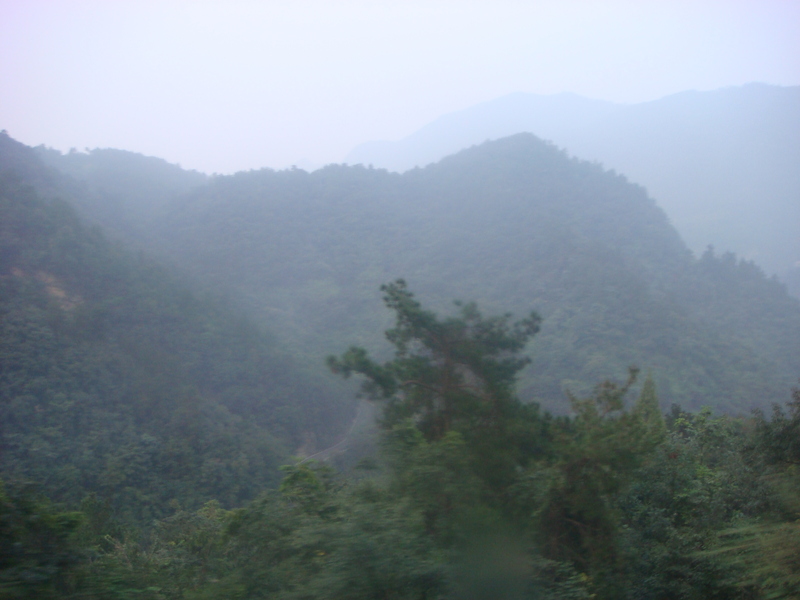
<box><xmin>15</xmin><ymin>131</ymin><xmax>797</xmax><ymax>417</ymax></box>
<box><xmin>3</xmin><ymin>1</ymin><xmax>800</xmax><ymax>593</ymax></box>
<box><xmin>3</xmin><ymin>109</ymin><xmax>800</xmax><ymax>598</ymax></box>
<box><xmin>347</xmin><ymin>84</ymin><xmax>800</xmax><ymax>296</ymax></box>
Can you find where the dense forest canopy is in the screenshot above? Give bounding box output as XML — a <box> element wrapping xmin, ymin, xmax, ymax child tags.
<box><xmin>2</xmin><ymin>278</ymin><xmax>800</xmax><ymax>599</ymax></box>
<box><xmin>35</xmin><ymin>131</ymin><xmax>797</xmax><ymax>414</ymax></box>
<box><xmin>1</xmin><ymin>129</ymin><xmax>800</xmax><ymax>599</ymax></box>
<box><xmin>0</xmin><ymin>133</ymin><xmax>356</xmax><ymax>522</ymax></box>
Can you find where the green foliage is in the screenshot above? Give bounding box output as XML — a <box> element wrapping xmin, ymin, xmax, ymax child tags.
<box><xmin>329</xmin><ymin>279</ymin><xmax>540</xmax><ymax>440</ymax></box>
<box><xmin>3</xmin><ymin>130</ymin><xmax>800</xmax><ymax>599</ymax></box>
<box><xmin>518</xmin><ymin>370</ymin><xmax>665</xmax><ymax>578</ymax></box>
<box><xmin>217</xmin><ymin>464</ymin><xmax>444</xmax><ymax>600</ymax></box>
<box><xmin>326</xmin><ymin>283</ymin><xmax>603</xmax><ymax>597</ymax></box>
<box><xmin>382</xmin><ymin>425</ymin><xmax>485</xmax><ymax>540</ymax></box>
<box><xmin>0</xmin><ymin>480</ymin><xmax>84</xmax><ymax>599</ymax></box>
<box><xmin>0</xmin><ymin>149</ymin><xmax>353</xmax><ymax>522</ymax></box>
<box><xmin>13</xmin><ymin>130</ymin><xmax>800</xmax><ymax>419</ymax></box>
<box><xmin>753</xmin><ymin>385</ymin><xmax>800</xmax><ymax>469</ymax></box>
<box><xmin>712</xmin><ymin>521</ymin><xmax>800</xmax><ymax>599</ymax></box>
<box><xmin>612</xmin><ymin>405</ymin><xmax>770</xmax><ymax>599</ymax></box>
<box><xmin>6</xmin><ymin>277</ymin><xmax>794</xmax><ymax>599</ymax></box>
<box><xmin>56</xmin><ymin>133</ymin><xmax>796</xmax><ymax>416</ymax></box>
<box><xmin>705</xmin><ymin>386</ymin><xmax>800</xmax><ymax>598</ymax></box>
<box><xmin>330</xmin><ymin>281</ymin><xmax>550</xmax><ymax>500</ymax></box>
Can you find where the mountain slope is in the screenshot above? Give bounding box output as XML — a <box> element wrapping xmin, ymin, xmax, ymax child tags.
<box><xmin>136</xmin><ymin>134</ymin><xmax>800</xmax><ymax>414</ymax></box>
<box><xmin>0</xmin><ymin>132</ymin><xmax>354</xmax><ymax>520</ymax></box>
<box><xmin>24</xmin><ymin>131</ymin><xmax>800</xmax><ymax>413</ymax></box>
<box><xmin>346</xmin><ymin>84</ymin><xmax>800</xmax><ymax>294</ymax></box>
<box><xmin>35</xmin><ymin>145</ymin><xmax>207</xmax><ymax>244</ymax></box>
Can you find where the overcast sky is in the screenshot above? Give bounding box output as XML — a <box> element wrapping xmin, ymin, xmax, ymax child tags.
<box><xmin>1</xmin><ymin>0</ymin><xmax>798</xmax><ymax>173</ymax></box>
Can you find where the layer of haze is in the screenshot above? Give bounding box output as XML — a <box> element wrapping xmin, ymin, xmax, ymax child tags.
<box><xmin>2</xmin><ymin>0</ymin><xmax>798</xmax><ymax>174</ymax></box>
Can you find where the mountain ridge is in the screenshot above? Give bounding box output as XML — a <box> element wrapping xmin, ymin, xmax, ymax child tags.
<box><xmin>131</xmin><ymin>133</ymin><xmax>800</xmax><ymax>414</ymax></box>
<box><xmin>346</xmin><ymin>84</ymin><xmax>800</xmax><ymax>295</ymax></box>
<box><xmin>10</xmin><ymin>130</ymin><xmax>800</xmax><ymax>415</ymax></box>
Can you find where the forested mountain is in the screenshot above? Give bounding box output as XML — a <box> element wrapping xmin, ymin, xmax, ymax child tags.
<box><xmin>0</xmin><ymin>132</ymin><xmax>355</xmax><ymax>520</ymax></box>
<box><xmin>346</xmin><ymin>84</ymin><xmax>800</xmax><ymax>295</ymax></box>
<box><xmin>4</xmin><ymin>280</ymin><xmax>799</xmax><ymax>599</ymax></box>
<box><xmin>35</xmin><ymin>145</ymin><xmax>207</xmax><ymax>244</ymax></box>
<box><xmin>4</xmin><ymin>130</ymin><xmax>800</xmax><ymax>599</ymax></box>
<box><xmin>156</xmin><ymin>136</ymin><xmax>800</xmax><ymax>414</ymax></box>
<box><xmin>34</xmin><ymin>131</ymin><xmax>800</xmax><ymax>415</ymax></box>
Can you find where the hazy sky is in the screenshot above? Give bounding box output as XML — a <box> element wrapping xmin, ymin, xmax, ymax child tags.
<box><xmin>1</xmin><ymin>0</ymin><xmax>798</xmax><ymax>173</ymax></box>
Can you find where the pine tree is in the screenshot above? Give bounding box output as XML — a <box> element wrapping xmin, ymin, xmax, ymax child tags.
<box><xmin>327</xmin><ymin>279</ymin><xmax>541</xmax><ymax>443</ymax></box>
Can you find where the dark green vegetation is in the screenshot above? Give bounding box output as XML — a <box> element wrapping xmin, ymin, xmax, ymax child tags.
<box><xmin>2</xmin><ymin>282</ymin><xmax>799</xmax><ymax>599</ymax></box>
<box><xmin>1</xmin><ymin>129</ymin><xmax>800</xmax><ymax>598</ymax></box>
<box><xmin>0</xmin><ymin>133</ymin><xmax>354</xmax><ymax>522</ymax></box>
<box><xmin>347</xmin><ymin>84</ymin><xmax>800</xmax><ymax>296</ymax></box>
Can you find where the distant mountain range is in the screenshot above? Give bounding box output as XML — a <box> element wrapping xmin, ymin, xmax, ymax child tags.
<box><xmin>346</xmin><ymin>84</ymin><xmax>800</xmax><ymax>296</ymax></box>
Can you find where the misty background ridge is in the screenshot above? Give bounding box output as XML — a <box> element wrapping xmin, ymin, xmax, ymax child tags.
<box><xmin>346</xmin><ymin>83</ymin><xmax>800</xmax><ymax>296</ymax></box>
<box><xmin>3</xmin><ymin>82</ymin><xmax>799</xmax><ymax>422</ymax></box>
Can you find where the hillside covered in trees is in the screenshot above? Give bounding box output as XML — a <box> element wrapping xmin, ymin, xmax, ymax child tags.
<box><xmin>36</xmin><ymin>131</ymin><xmax>800</xmax><ymax>415</ymax></box>
<box><xmin>0</xmin><ymin>132</ymin><xmax>355</xmax><ymax>522</ymax></box>
<box><xmin>2</xmin><ymin>129</ymin><xmax>800</xmax><ymax>599</ymax></box>
<box><xmin>3</xmin><ymin>279</ymin><xmax>800</xmax><ymax>599</ymax></box>
<box><xmin>347</xmin><ymin>84</ymin><xmax>800</xmax><ymax>296</ymax></box>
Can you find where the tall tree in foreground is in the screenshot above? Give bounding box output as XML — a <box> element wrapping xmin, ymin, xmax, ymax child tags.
<box><xmin>326</xmin><ymin>281</ymin><xmax>592</xmax><ymax>598</ymax></box>
<box><xmin>327</xmin><ymin>279</ymin><xmax>548</xmax><ymax>493</ymax></box>
<box><xmin>327</xmin><ymin>279</ymin><xmax>541</xmax><ymax>437</ymax></box>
